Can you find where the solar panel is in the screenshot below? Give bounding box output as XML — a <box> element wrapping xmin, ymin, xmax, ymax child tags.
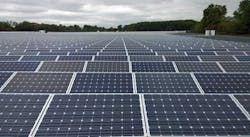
<box><xmin>144</xmin><ymin>94</ymin><xmax>250</xmax><ymax>136</ymax></box>
<box><xmin>164</xmin><ymin>56</ymin><xmax>199</xmax><ymax>61</ymax></box>
<box><xmin>195</xmin><ymin>73</ymin><xmax>250</xmax><ymax>93</ymax></box>
<box><xmin>0</xmin><ymin>62</ymin><xmax>40</xmax><ymax>71</ymax></box>
<box><xmin>0</xmin><ymin>72</ymin><xmax>12</xmax><ymax>87</ymax></box>
<box><xmin>35</xmin><ymin>95</ymin><xmax>144</xmax><ymax>137</ymax></box>
<box><xmin>2</xmin><ymin>73</ymin><xmax>73</xmax><ymax>93</ymax></box>
<box><xmin>21</xmin><ymin>56</ymin><xmax>57</xmax><ymax>61</ymax></box>
<box><xmin>86</xmin><ymin>62</ymin><xmax>129</xmax><ymax>72</ymax></box>
<box><xmin>58</xmin><ymin>56</ymin><xmax>92</xmax><ymax>61</ymax></box>
<box><xmin>95</xmin><ymin>56</ymin><xmax>127</xmax><ymax>61</ymax></box>
<box><xmin>187</xmin><ymin>51</ymin><xmax>215</xmax><ymax>55</ymax></box>
<box><xmin>220</xmin><ymin>62</ymin><xmax>250</xmax><ymax>72</ymax></box>
<box><xmin>200</xmin><ymin>56</ymin><xmax>236</xmax><ymax>61</ymax></box>
<box><xmin>216</xmin><ymin>51</ymin><xmax>246</xmax><ymax>56</ymax></box>
<box><xmin>234</xmin><ymin>95</ymin><xmax>250</xmax><ymax>113</ymax></box>
<box><xmin>176</xmin><ymin>62</ymin><xmax>222</xmax><ymax>72</ymax></box>
<box><xmin>0</xmin><ymin>95</ymin><xmax>48</xmax><ymax>137</ymax></box>
<box><xmin>130</xmin><ymin>56</ymin><xmax>163</xmax><ymax>61</ymax></box>
<box><xmin>71</xmin><ymin>73</ymin><xmax>133</xmax><ymax>93</ymax></box>
<box><xmin>136</xmin><ymin>73</ymin><xmax>199</xmax><ymax>93</ymax></box>
<box><xmin>236</xmin><ymin>56</ymin><xmax>250</xmax><ymax>61</ymax></box>
<box><xmin>0</xmin><ymin>56</ymin><xmax>20</xmax><ymax>61</ymax></box>
<box><xmin>132</xmin><ymin>62</ymin><xmax>175</xmax><ymax>72</ymax></box>
<box><xmin>39</xmin><ymin>62</ymin><xmax>85</xmax><ymax>72</ymax></box>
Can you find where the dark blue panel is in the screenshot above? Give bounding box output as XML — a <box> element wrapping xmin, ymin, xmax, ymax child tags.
<box><xmin>95</xmin><ymin>56</ymin><xmax>127</xmax><ymax>61</ymax></box>
<box><xmin>3</xmin><ymin>73</ymin><xmax>73</xmax><ymax>93</ymax></box>
<box><xmin>235</xmin><ymin>95</ymin><xmax>250</xmax><ymax>113</ymax></box>
<box><xmin>0</xmin><ymin>95</ymin><xmax>48</xmax><ymax>137</ymax></box>
<box><xmin>136</xmin><ymin>73</ymin><xmax>199</xmax><ymax>93</ymax></box>
<box><xmin>195</xmin><ymin>73</ymin><xmax>250</xmax><ymax>93</ymax></box>
<box><xmin>145</xmin><ymin>95</ymin><xmax>250</xmax><ymax>136</ymax></box>
<box><xmin>164</xmin><ymin>56</ymin><xmax>199</xmax><ymax>61</ymax></box>
<box><xmin>0</xmin><ymin>72</ymin><xmax>12</xmax><ymax>87</ymax></box>
<box><xmin>176</xmin><ymin>62</ymin><xmax>222</xmax><ymax>72</ymax></box>
<box><xmin>0</xmin><ymin>62</ymin><xmax>40</xmax><ymax>71</ymax></box>
<box><xmin>86</xmin><ymin>62</ymin><xmax>129</xmax><ymax>72</ymax></box>
<box><xmin>36</xmin><ymin>95</ymin><xmax>144</xmax><ymax>137</ymax></box>
<box><xmin>0</xmin><ymin>56</ymin><xmax>20</xmax><ymax>61</ymax></box>
<box><xmin>236</xmin><ymin>56</ymin><xmax>250</xmax><ymax>61</ymax></box>
<box><xmin>58</xmin><ymin>56</ymin><xmax>92</xmax><ymax>61</ymax></box>
<box><xmin>220</xmin><ymin>62</ymin><xmax>250</xmax><ymax>72</ymax></box>
<box><xmin>21</xmin><ymin>56</ymin><xmax>57</xmax><ymax>61</ymax></box>
<box><xmin>132</xmin><ymin>62</ymin><xmax>175</xmax><ymax>72</ymax></box>
<box><xmin>130</xmin><ymin>56</ymin><xmax>163</xmax><ymax>61</ymax></box>
<box><xmin>71</xmin><ymin>73</ymin><xmax>133</xmax><ymax>93</ymax></box>
<box><xmin>39</xmin><ymin>62</ymin><xmax>85</xmax><ymax>72</ymax></box>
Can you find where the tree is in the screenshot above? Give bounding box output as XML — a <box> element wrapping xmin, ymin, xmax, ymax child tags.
<box><xmin>117</xmin><ymin>25</ymin><xmax>123</xmax><ymax>31</ymax></box>
<box><xmin>234</xmin><ymin>0</ymin><xmax>250</xmax><ymax>33</ymax></box>
<box><xmin>201</xmin><ymin>4</ymin><xmax>227</xmax><ymax>30</ymax></box>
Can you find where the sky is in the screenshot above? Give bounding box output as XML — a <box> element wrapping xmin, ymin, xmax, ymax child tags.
<box><xmin>0</xmin><ymin>0</ymin><xmax>241</xmax><ymax>27</ymax></box>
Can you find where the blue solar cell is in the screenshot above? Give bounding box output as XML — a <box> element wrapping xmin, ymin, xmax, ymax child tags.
<box><xmin>0</xmin><ymin>95</ymin><xmax>48</xmax><ymax>137</ymax></box>
<box><xmin>136</xmin><ymin>73</ymin><xmax>199</xmax><ymax>93</ymax></box>
<box><xmin>130</xmin><ymin>56</ymin><xmax>163</xmax><ymax>61</ymax></box>
<box><xmin>235</xmin><ymin>95</ymin><xmax>250</xmax><ymax>114</ymax></box>
<box><xmin>236</xmin><ymin>56</ymin><xmax>250</xmax><ymax>61</ymax></box>
<box><xmin>200</xmin><ymin>56</ymin><xmax>236</xmax><ymax>61</ymax></box>
<box><xmin>95</xmin><ymin>56</ymin><xmax>127</xmax><ymax>61</ymax></box>
<box><xmin>164</xmin><ymin>56</ymin><xmax>199</xmax><ymax>61</ymax></box>
<box><xmin>86</xmin><ymin>62</ymin><xmax>129</xmax><ymax>72</ymax></box>
<box><xmin>0</xmin><ymin>62</ymin><xmax>40</xmax><ymax>71</ymax></box>
<box><xmin>220</xmin><ymin>62</ymin><xmax>250</xmax><ymax>72</ymax></box>
<box><xmin>132</xmin><ymin>62</ymin><xmax>175</xmax><ymax>72</ymax></box>
<box><xmin>0</xmin><ymin>72</ymin><xmax>12</xmax><ymax>87</ymax></box>
<box><xmin>3</xmin><ymin>73</ymin><xmax>73</xmax><ymax>93</ymax></box>
<box><xmin>39</xmin><ymin>62</ymin><xmax>85</xmax><ymax>72</ymax></box>
<box><xmin>0</xmin><ymin>56</ymin><xmax>20</xmax><ymax>61</ymax></box>
<box><xmin>58</xmin><ymin>56</ymin><xmax>92</xmax><ymax>61</ymax></box>
<box><xmin>71</xmin><ymin>73</ymin><xmax>133</xmax><ymax>93</ymax></box>
<box><xmin>144</xmin><ymin>95</ymin><xmax>250</xmax><ymax>136</ymax></box>
<box><xmin>195</xmin><ymin>73</ymin><xmax>250</xmax><ymax>93</ymax></box>
<box><xmin>176</xmin><ymin>62</ymin><xmax>222</xmax><ymax>72</ymax></box>
<box><xmin>36</xmin><ymin>95</ymin><xmax>144</xmax><ymax>137</ymax></box>
<box><xmin>21</xmin><ymin>56</ymin><xmax>57</xmax><ymax>61</ymax></box>
<box><xmin>187</xmin><ymin>51</ymin><xmax>215</xmax><ymax>55</ymax></box>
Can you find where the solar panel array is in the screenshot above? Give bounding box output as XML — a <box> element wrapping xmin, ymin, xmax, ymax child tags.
<box><xmin>0</xmin><ymin>32</ymin><xmax>250</xmax><ymax>137</ymax></box>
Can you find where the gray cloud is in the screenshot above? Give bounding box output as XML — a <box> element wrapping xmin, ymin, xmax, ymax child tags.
<box><xmin>0</xmin><ymin>0</ymin><xmax>241</xmax><ymax>27</ymax></box>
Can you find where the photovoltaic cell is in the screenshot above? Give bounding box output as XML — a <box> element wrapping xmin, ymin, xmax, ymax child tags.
<box><xmin>136</xmin><ymin>73</ymin><xmax>199</xmax><ymax>93</ymax></box>
<box><xmin>0</xmin><ymin>72</ymin><xmax>12</xmax><ymax>87</ymax></box>
<box><xmin>132</xmin><ymin>62</ymin><xmax>175</xmax><ymax>72</ymax></box>
<box><xmin>176</xmin><ymin>62</ymin><xmax>222</xmax><ymax>72</ymax></box>
<box><xmin>71</xmin><ymin>73</ymin><xmax>133</xmax><ymax>93</ymax></box>
<box><xmin>220</xmin><ymin>62</ymin><xmax>250</xmax><ymax>72</ymax></box>
<box><xmin>144</xmin><ymin>95</ymin><xmax>250</xmax><ymax>136</ymax></box>
<box><xmin>21</xmin><ymin>56</ymin><xmax>57</xmax><ymax>61</ymax></box>
<box><xmin>35</xmin><ymin>95</ymin><xmax>144</xmax><ymax>137</ymax></box>
<box><xmin>130</xmin><ymin>56</ymin><xmax>163</xmax><ymax>61</ymax></box>
<box><xmin>195</xmin><ymin>73</ymin><xmax>250</xmax><ymax>93</ymax></box>
<box><xmin>58</xmin><ymin>56</ymin><xmax>92</xmax><ymax>61</ymax></box>
<box><xmin>39</xmin><ymin>62</ymin><xmax>85</xmax><ymax>72</ymax></box>
<box><xmin>234</xmin><ymin>95</ymin><xmax>250</xmax><ymax>114</ymax></box>
<box><xmin>86</xmin><ymin>62</ymin><xmax>129</xmax><ymax>72</ymax></box>
<box><xmin>95</xmin><ymin>56</ymin><xmax>127</xmax><ymax>61</ymax></box>
<box><xmin>236</xmin><ymin>56</ymin><xmax>250</xmax><ymax>61</ymax></box>
<box><xmin>0</xmin><ymin>95</ymin><xmax>48</xmax><ymax>137</ymax></box>
<box><xmin>164</xmin><ymin>56</ymin><xmax>199</xmax><ymax>61</ymax></box>
<box><xmin>0</xmin><ymin>62</ymin><xmax>40</xmax><ymax>71</ymax></box>
<box><xmin>200</xmin><ymin>56</ymin><xmax>236</xmax><ymax>61</ymax></box>
<box><xmin>0</xmin><ymin>56</ymin><xmax>20</xmax><ymax>61</ymax></box>
<box><xmin>2</xmin><ymin>73</ymin><xmax>73</xmax><ymax>93</ymax></box>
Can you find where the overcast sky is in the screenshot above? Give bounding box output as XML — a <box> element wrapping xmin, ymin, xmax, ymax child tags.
<box><xmin>0</xmin><ymin>0</ymin><xmax>241</xmax><ymax>27</ymax></box>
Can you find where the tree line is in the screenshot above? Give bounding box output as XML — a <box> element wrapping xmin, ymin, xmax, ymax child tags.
<box><xmin>0</xmin><ymin>0</ymin><xmax>249</xmax><ymax>34</ymax></box>
<box><xmin>193</xmin><ymin>0</ymin><xmax>250</xmax><ymax>34</ymax></box>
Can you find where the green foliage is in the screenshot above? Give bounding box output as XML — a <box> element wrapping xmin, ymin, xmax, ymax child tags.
<box><xmin>123</xmin><ymin>20</ymin><xmax>197</xmax><ymax>31</ymax></box>
<box><xmin>201</xmin><ymin>4</ymin><xmax>227</xmax><ymax>30</ymax></box>
<box><xmin>234</xmin><ymin>0</ymin><xmax>250</xmax><ymax>33</ymax></box>
<box><xmin>0</xmin><ymin>21</ymin><xmax>14</xmax><ymax>31</ymax></box>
